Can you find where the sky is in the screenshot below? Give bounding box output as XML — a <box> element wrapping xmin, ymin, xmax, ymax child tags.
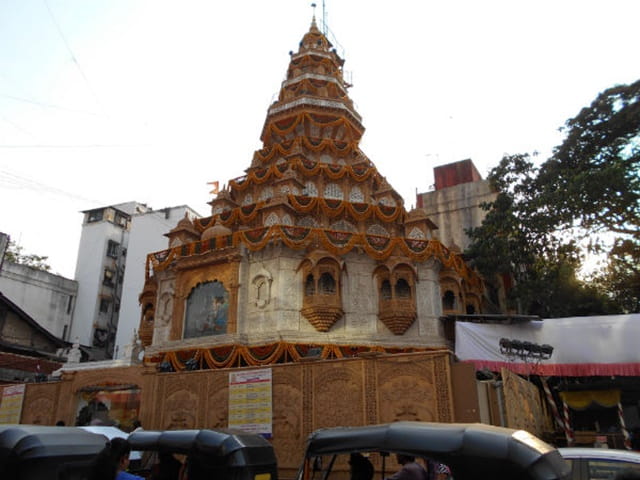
<box><xmin>1</xmin><ymin>0</ymin><xmax>638</xmax><ymax>279</ymax></box>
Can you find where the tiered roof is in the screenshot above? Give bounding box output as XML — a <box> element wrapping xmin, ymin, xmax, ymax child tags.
<box><xmin>149</xmin><ymin>19</ymin><xmax>477</xmax><ymax>288</ymax></box>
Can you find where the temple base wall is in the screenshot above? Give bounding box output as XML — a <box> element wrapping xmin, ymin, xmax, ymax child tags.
<box><xmin>19</xmin><ymin>351</ymin><xmax>458</xmax><ymax>478</ymax></box>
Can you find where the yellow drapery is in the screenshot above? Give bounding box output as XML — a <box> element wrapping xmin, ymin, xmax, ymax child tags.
<box><xmin>560</xmin><ymin>390</ymin><xmax>621</xmax><ymax>410</ymax></box>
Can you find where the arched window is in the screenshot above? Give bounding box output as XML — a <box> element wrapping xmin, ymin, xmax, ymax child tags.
<box><xmin>324</xmin><ymin>183</ymin><xmax>343</xmax><ymax>200</ymax></box>
<box><xmin>466</xmin><ymin>304</ymin><xmax>476</xmax><ymax>314</ymax></box>
<box><xmin>265</xmin><ymin>213</ymin><xmax>279</xmax><ymax>226</ymax></box>
<box><xmin>395</xmin><ymin>278</ymin><xmax>411</xmax><ymax>298</ymax></box>
<box><xmin>330</xmin><ymin>220</ymin><xmax>355</xmax><ymax>232</ymax></box>
<box><xmin>305</xmin><ymin>274</ymin><xmax>315</xmax><ymax>295</ymax></box>
<box><xmin>319</xmin><ymin>272</ymin><xmax>336</xmax><ymax>294</ymax></box>
<box><xmin>298</xmin><ymin>216</ymin><xmax>317</xmax><ymax>227</ymax></box>
<box><xmin>367</xmin><ymin>224</ymin><xmax>390</xmax><ymax>237</ymax></box>
<box><xmin>281</xmin><ymin>214</ymin><xmax>293</xmax><ymax>226</ymax></box>
<box><xmin>379</xmin><ymin>197</ymin><xmax>396</xmax><ymax>207</ymax></box>
<box><xmin>443</xmin><ymin>290</ymin><xmax>456</xmax><ymax>310</ymax></box>
<box><xmin>381</xmin><ymin>279</ymin><xmax>392</xmax><ymax>300</ymax></box>
<box><xmin>259</xmin><ymin>187</ymin><xmax>274</xmax><ymax>202</ymax></box>
<box><xmin>349</xmin><ymin>186</ymin><xmax>364</xmax><ymax>203</ymax></box>
<box><xmin>408</xmin><ymin>227</ymin><xmax>425</xmax><ymax>239</ymax></box>
<box><xmin>304</xmin><ymin>181</ymin><xmax>318</xmax><ymax>197</ymax></box>
<box><xmin>242</xmin><ymin>194</ymin><xmax>254</xmax><ymax>206</ymax></box>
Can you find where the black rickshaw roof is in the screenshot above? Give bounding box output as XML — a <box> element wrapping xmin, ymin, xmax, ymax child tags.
<box><xmin>0</xmin><ymin>424</ymin><xmax>107</xmax><ymax>463</ymax></box>
<box><xmin>303</xmin><ymin>422</ymin><xmax>570</xmax><ymax>480</ymax></box>
<box><xmin>128</xmin><ymin>429</ymin><xmax>277</xmax><ymax>467</ymax></box>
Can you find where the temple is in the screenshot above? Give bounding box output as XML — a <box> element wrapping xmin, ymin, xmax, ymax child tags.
<box><xmin>137</xmin><ymin>17</ymin><xmax>484</xmax><ymax>370</ymax></box>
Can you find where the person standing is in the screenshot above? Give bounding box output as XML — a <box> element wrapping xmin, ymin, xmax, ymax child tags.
<box><xmin>386</xmin><ymin>454</ymin><xmax>429</xmax><ymax>480</ymax></box>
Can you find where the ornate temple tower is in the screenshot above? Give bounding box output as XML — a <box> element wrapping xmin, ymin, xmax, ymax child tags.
<box><xmin>139</xmin><ymin>18</ymin><xmax>483</xmax><ymax>369</ymax></box>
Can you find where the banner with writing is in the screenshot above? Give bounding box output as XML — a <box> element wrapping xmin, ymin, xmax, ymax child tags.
<box><xmin>228</xmin><ymin>369</ymin><xmax>272</xmax><ymax>437</ymax></box>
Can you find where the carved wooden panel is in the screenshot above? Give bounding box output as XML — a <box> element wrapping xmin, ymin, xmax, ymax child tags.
<box><xmin>158</xmin><ymin>374</ymin><xmax>203</xmax><ymax>430</ymax></box>
<box><xmin>23</xmin><ymin>351</ymin><xmax>461</xmax><ymax>478</ymax></box>
<box><xmin>376</xmin><ymin>353</ymin><xmax>453</xmax><ymax>423</ymax></box>
<box><xmin>312</xmin><ymin>360</ymin><xmax>365</xmax><ymax>429</ymax></box>
<box><xmin>21</xmin><ymin>383</ymin><xmax>60</xmax><ymax>425</ymax></box>
<box><xmin>205</xmin><ymin>371</ymin><xmax>229</xmax><ymax>429</ymax></box>
<box><xmin>502</xmin><ymin>368</ymin><xmax>547</xmax><ymax>436</ymax></box>
<box><xmin>272</xmin><ymin>365</ymin><xmax>304</xmax><ymax>469</ymax></box>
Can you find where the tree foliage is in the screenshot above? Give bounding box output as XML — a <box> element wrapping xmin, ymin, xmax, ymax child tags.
<box><xmin>536</xmin><ymin>78</ymin><xmax>640</xmax><ymax>238</ymax></box>
<box><xmin>3</xmin><ymin>240</ymin><xmax>51</xmax><ymax>272</ymax></box>
<box><xmin>466</xmin><ymin>79</ymin><xmax>640</xmax><ymax>315</ymax></box>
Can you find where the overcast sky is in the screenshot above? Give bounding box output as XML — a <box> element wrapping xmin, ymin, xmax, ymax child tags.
<box><xmin>1</xmin><ymin>0</ymin><xmax>638</xmax><ymax>278</ymax></box>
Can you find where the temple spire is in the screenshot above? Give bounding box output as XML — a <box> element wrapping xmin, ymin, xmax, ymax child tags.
<box><xmin>311</xmin><ymin>3</ymin><xmax>317</xmax><ymax>29</ymax></box>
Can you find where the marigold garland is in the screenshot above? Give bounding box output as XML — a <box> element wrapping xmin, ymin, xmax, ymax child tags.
<box><xmin>147</xmin><ymin>226</ymin><xmax>481</xmax><ymax>290</ymax></box>
<box><xmin>153</xmin><ymin>341</ymin><xmax>431</xmax><ymax>371</ymax></box>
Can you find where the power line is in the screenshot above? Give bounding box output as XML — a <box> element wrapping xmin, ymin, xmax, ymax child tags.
<box><xmin>0</xmin><ymin>93</ymin><xmax>104</xmax><ymax>117</ymax></box>
<box><xmin>0</xmin><ymin>113</ymin><xmax>37</xmax><ymax>140</ymax></box>
<box><xmin>0</xmin><ymin>168</ymin><xmax>103</xmax><ymax>205</ymax></box>
<box><xmin>43</xmin><ymin>0</ymin><xmax>107</xmax><ymax>117</ymax></box>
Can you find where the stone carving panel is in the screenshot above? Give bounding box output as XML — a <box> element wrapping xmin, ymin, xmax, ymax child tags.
<box><xmin>312</xmin><ymin>361</ymin><xmax>364</xmax><ymax>430</ymax></box>
<box><xmin>205</xmin><ymin>372</ymin><xmax>229</xmax><ymax>429</ymax></box>
<box><xmin>161</xmin><ymin>376</ymin><xmax>201</xmax><ymax>429</ymax></box>
<box><xmin>272</xmin><ymin>366</ymin><xmax>304</xmax><ymax>468</ymax></box>
<box><xmin>376</xmin><ymin>357</ymin><xmax>440</xmax><ymax>423</ymax></box>
<box><xmin>22</xmin><ymin>396</ymin><xmax>55</xmax><ymax>425</ymax></box>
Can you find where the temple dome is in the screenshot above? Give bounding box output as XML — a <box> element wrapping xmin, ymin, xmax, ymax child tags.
<box><xmin>201</xmin><ymin>223</ymin><xmax>232</xmax><ymax>241</ymax></box>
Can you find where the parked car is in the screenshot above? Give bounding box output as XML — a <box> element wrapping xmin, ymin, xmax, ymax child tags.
<box><xmin>0</xmin><ymin>424</ymin><xmax>108</xmax><ymax>479</ymax></box>
<box><xmin>559</xmin><ymin>447</ymin><xmax>640</xmax><ymax>480</ymax></box>
<box><xmin>128</xmin><ymin>428</ymin><xmax>278</xmax><ymax>480</ymax></box>
<box><xmin>296</xmin><ymin>422</ymin><xmax>571</xmax><ymax>480</ymax></box>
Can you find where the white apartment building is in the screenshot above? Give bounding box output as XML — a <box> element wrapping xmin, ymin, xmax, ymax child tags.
<box><xmin>71</xmin><ymin>202</ymin><xmax>199</xmax><ymax>360</ymax></box>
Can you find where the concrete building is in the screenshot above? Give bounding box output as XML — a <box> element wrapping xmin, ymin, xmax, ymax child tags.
<box><xmin>71</xmin><ymin>202</ymin><xmax>151</xmax><ymax>359</ymax></box>
<box><xmin>0</xmin><ymin>261</ymin><xmax>77</xmax><ymax>340</ymax></box>
<box><xmin>71</xmin><ymin>202</ymin><xmax>200</xmax><ymax>360</ymax></box>
<box><xmin>416</xmin><ymin>159</ymin><xmax>497</xmax><ymax>252</ymax></box>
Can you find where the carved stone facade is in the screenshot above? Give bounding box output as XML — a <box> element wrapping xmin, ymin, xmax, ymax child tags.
<box><xmin>136</xmin><ymin>18</ymin><xmax>485</xmax><ymax>364</ymax></box>
<box><xmin>20</xmin><ymin>351</ymin><xmax>454</xmax><ymax>478</ymax></box>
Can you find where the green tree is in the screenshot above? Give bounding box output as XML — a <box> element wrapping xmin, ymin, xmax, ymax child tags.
<box><xmin>466</xmin><ymin>79</ymin><xmax>639</xmax><ymax>314</ymax></box>
<box><xmin>465</xmin><ymin>155</ymin><xmax>615</xmax><ymax>316</ymax></box>
<box><xmin>3</xmin><ymin>240</ymin><xmax>51</xmax><ymax>272</ymax></box>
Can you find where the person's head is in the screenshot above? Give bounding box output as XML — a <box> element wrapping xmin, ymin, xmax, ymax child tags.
<box><xmin>55</xmin><ymin>420</ymin><xmax>65</xmax><ymax>426</ymax></box>
<box><xmin>396</xmin><ymin>454</ymin><xmax>415</xmax><ymax>465</ymax></box>
<box><xmin>132</xmin><ymin>419</ymin><xmax>142</xmax><ymax>430</ymax></box>
<box><xmin>349</xmin><ymin>453</ymin><xmax>374</xmax><ymax>480</ymax></box>
<box><xmin>88</xmin><ymin>437</ymin><xmax>132</xmax><ymax>480</ymax></box>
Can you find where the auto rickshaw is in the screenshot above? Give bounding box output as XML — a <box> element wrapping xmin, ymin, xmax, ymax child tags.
<box><xmin>0</xmin><ymin>424</ymin><xmax>108</xmax><ymax>479</ymax></box>
<box><xmin>128</xmin><ymin>429</ymin><xmax>278</xmax><ymax>480</ymax></box>
<box><xmin>296</xmin><ymin>422</ymin><xmax>571</xmax><ymax>480</ymax></box>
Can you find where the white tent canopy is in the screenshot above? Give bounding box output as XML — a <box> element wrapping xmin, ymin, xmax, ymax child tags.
<box><xmin>455</xmin><ymin>314</ymin><xmax>640</xmax><ymax>376</ymax></box>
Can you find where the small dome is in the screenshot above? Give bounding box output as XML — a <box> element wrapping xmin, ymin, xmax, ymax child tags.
<box><xmin>176</xmin><ymin>214</ymin><xmax>194</xmax><ymax>230</ymax></box>
<box><xmin>201</xmin><ymin>224</ymin><xmax>232</xmax><ymax>241</ymax></box>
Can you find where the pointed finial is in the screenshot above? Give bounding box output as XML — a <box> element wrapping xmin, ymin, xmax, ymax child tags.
<box><xmin>311</xmin><ymin>3</ymin><xmax>317</xmax><ymax>26</ymax></box>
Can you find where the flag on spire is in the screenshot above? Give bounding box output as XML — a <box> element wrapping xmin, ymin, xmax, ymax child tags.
<box><xmin>208</xmin><ymin>181</ymin><xmax>219</xmax><ymax>195</ymax></box>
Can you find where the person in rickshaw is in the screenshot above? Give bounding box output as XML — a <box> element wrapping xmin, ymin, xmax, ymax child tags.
<box><xmin>87</xmin><ymin>437</ymin><xmax>144</xmax><ymax>480</ymax></box>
